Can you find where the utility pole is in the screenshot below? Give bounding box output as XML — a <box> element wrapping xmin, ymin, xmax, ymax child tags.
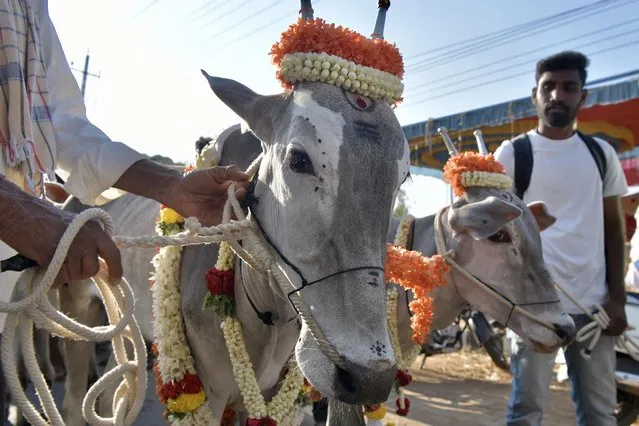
<box><xmin>70</xmin><ymin>50</ymin><xmax>101</xmax><ymax>99</ymax></box>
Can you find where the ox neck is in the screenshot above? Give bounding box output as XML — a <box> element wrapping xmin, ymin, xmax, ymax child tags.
<box><xmin>235</xmin><ymin>256</ymin><xmax>298</xmax><ymax>329</ymax></box>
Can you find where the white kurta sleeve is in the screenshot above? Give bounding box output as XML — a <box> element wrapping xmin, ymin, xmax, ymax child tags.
<box><xmin>38</xmin><ymin>1</ymin><xmax>145</xmax><ymax>205</ymax></box>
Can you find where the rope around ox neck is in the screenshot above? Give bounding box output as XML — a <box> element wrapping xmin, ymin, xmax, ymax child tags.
<box><xmin>433</xmin><ymin>207</ymin><xmax>639</xmax><ymax>361</ymax></box>
<box><xmin>1</xmin><ymin>195</ymin><xmax>258</xmax><ymax>425</ymax></box>
<box><xmin>433</xmin><ymin>208</ymin><xmax>558</xmax><ymax>333</ymax></box>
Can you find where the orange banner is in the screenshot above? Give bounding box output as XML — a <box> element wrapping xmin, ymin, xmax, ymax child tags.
<box><xmin>408</xmin><ymin>98</ymin><xmax>639</xmax><ymax>170</ymax></box>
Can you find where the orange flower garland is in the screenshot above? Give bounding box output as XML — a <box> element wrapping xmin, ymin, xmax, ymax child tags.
<box><xmin>270</xmin><ymin>18</ymin><xmax>404</xmax><ymax>81</ymax></box>
<box><xmin>269</xmin><ymin>17</ymin><xmax>405</xmax><ymax>104</ymax></box>
<box><xmin>442</xmin><ymin>152</ymin><xmax>506</xmax><ymax>197</ymax></box>
<box><xmin>385</xmin><ymin>243</ymin><xmax>450</xmax><ymax>344</ymax></box>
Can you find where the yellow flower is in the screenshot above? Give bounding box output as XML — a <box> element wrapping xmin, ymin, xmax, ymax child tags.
<box><xmin>160</xmin><ymin>208</ymin><xmax>184</xmax><ymax>225</ymax></box>
<box><xmin>166</xmin><ymin>390</ymin><xmax>207</xmax><ymax>413</ymax></box>
<box><xmin>366</xmin><ymin>405</ymin><xmax>387</xmax><ymax>421</ymax></box>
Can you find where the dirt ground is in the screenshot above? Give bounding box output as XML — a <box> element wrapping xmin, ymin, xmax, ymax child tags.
<box><xmin>377</xmin><ymin>349</ymin><xmax>637</xmax><ymax>426</ymax></box>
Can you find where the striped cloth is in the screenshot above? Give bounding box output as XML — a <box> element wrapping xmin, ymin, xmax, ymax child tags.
<box><xmin>0</xmin><ymin>0</ymin><xmax>55</xmax><ymax>196</ymax></box>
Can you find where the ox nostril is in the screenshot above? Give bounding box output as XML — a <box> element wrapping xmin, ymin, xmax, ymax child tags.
<box><xmin>336</xmin><ymin>365</ymin><xmax>356</xmax><ymax>394</ymax></box>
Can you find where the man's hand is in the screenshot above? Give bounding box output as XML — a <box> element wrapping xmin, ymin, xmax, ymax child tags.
<box><xmin>164</xmin><ymin>165</ymin><xmax>250</xmax><ymax>226</ymax></box>
<box><xmin>0</xmin><ymin>178</ymin><xmax>122</xmax><ymax>288</ymax></box>
<box><xmin>602</xmin><ymin>297</ymin><xmax>628</xmax><ymax>336</ymax></box>
<box><xmin>114</xmin><ymin>160</ymin><xmax>251</xmax><ymax>227</ymax></box>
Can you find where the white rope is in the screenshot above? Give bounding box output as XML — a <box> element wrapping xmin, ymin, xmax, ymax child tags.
<box><xmin>434</xmin><ymin>207</ymin><xmax>639</xmax><ymax>361</ymax></box>
<box><xmin>1</xmin><ymin>153</ymin><xmax>347</xmax><ymax>424</ymax></box>
<box><xmin>0</xmin><ymin>209</ymin><xmax>147</xmax><ymax>426</ymax></box>
<box><xmin>553</xmin><ymin>283</ymin><xmax>639</xmax><ymax>361</ymax></box>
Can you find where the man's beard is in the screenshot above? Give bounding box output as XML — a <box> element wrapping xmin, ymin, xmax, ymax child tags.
<box><xmin>541</xmin><ymin>103</ymin><xmax>577</xmax><ymax>128</ymax></box>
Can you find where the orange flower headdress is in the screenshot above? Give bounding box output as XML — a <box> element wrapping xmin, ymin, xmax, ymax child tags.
<box><xmin>440</xmin><ymin>128</ymin><xmax>513</xmax><ymax>197</ymax></box>
<box><xmin>270</xmin><ymin>0</ymin><xmax>404</xmax><ymax>104</ymax></box>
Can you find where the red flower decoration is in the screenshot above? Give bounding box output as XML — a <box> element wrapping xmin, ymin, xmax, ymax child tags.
<box><xmin>161</xmin><ymin>374</ymin><xmax>203</xmax><ymax>400</ymax></box>
<box><xmin>395</xmin><ymin>397</ymin><xmax>411</xmax><ymax>416</ymax></box>
<box><xmin>365</xmin><ymin>404</ymin><xmax>381</xmax><ymax>412</ymax></box>
<box><xmin>206</xmin><ymin>268</ymin><xmax>235</xmax><ymax>297</ymax></box>
<box><xmin>396</xmin><ymin>369</ymin><xmax>413</xmax><ymax>387</ymax></box>
<box><xmin>246</xmin><ymin>418</ymin><xmax>277</xmax><ymax>426</ymax></box>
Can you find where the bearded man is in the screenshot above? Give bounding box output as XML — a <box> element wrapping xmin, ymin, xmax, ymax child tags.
<box><xmin>494</xmin><ymin>51</ymin><xmax>628</xmax><ymax>426</ymax></box>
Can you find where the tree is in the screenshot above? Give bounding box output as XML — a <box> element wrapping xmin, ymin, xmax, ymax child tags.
<box><xmin>393</xmin><ymin>188</ymin><xmax>409</xmax><ymax>219</ymax></box>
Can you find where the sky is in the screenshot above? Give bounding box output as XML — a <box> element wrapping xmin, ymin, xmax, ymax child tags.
<box><xmin>48</xmin><ymin>0</ymin><xmax>639</xmax><ymax>216</ymax></box>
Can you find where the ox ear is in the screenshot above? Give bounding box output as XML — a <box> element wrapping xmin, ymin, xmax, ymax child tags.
<box><xmin>527</xmin><ymin>201</ymin><xmax>556</xmax><ymax>232</ymax></box>
<box><xmin>449</xmin><ymin>196</ymin><xmax>522</xmax><ymax>240</ymax></box>
<box><xmin>201</xmin><ymin>71</ymin><xmax>288</xmax><ymax>144</ymax></box>
<box><xmin>44</xmin><ymin>182</ymin><xmax>70</xmax><ymax>204</ymax></box>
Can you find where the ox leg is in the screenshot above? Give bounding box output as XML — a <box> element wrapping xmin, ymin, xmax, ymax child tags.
<box><xmin>34</xmin><ymin>290</ymin><xmax>60</xmax><ymax>384</ymax></box>
<box><xmin>59</xmin><ymin>281</ymin><xmax>103</xmax><ymax>426</ymax></box>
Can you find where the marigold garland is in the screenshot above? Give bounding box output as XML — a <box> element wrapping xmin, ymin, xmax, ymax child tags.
<box><xmin>442</xmin><ymin>151</ymin><xmax>511</xmax><ymax>197</ymax></box>
<box><xmin>270</xmin><ymin>18</ymin><xmax>405</xmax><ymax>103</ymax></box>
<box><xmin>270</xmin><ymin>18</ymin><xmax>403</xmax><ymax>78</ymax></box>
<box><xmin>385</xmin><ymin>243</ymin><xmax>450</xmax><ymax>345</ymax></box>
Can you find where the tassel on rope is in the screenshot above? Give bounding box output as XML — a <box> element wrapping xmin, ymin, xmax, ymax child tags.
<box><xmin>300</xmin><ymin>0</ymin><xmax>313</xmax><ymax>20</ymax></box>
<box><xmin>371</xmin><ymin>0</ymin><xmax>391</xmax><ymax>40</ymax></box>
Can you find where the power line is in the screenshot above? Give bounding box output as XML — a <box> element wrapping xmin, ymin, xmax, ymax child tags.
<box><xmin>194</xmin><ymin>0</ymin><xmax>260</xmax><ymax>33</ymax></box>
<box><xmin>418</xmin><ymin>28</ymin><xmax>639</xmax><ymax>94</ymax></box>
<box><xmin>404</xmin><ymin>0</ymin><xmax>613</xmax><ymax>62</ymax></box>
<box><xmin>197</xmin><ymin>0</ymin><xmax>284</xmax><ymax>44</ymax></box>
<box><xmin>405</xmin><ymin>17</ymin><xmax>639</xmax><ymax>93</ymax></box>
<box><xmin>407</xmin><ymin>0</ymin><xmax>638</xmax><ymax>73</ymax></box>
<box><xmin>406</xmin><ymin>25</ymin><xmax>639</xmax><ymax>99</ymax></box>
<box><xmin>401</xmin><ymin>39</ymin><xmax>639</xmax><ymax>108</ymax></box>
<box><xmin>129</xmin><ymin>0</ymin><xmax>161</xmax><ymax>21</ymax></box>
<box><xmin>203</xmin><ymin>0</ymin><xmax>326</xmax><ymax>55</ymax></box>
<box><xmin>182</xmin><ymin>0</ymin><xmax>227</xmax><ymax>22</ymax></box>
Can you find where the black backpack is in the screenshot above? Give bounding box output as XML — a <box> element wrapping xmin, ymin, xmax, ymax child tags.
<box><xmin>512</xmin><ymin>130</ymin><xmax>607</xmax><ymax>200</ymax></box>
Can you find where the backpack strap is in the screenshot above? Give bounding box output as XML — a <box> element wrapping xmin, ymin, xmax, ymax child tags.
<box><xmin>576</xmin><ymin>130</ymin><xmax>607</xmax><ymax>182</ymax></box>
<box><xmin>511</xmin><ymin>133</ymin><xmax>533</xmax><ymax>200</ymax></box>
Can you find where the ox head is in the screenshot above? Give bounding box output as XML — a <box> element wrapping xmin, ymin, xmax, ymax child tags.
<box><xmin>202</xmin><ymin>72</ymin><xmax>409</xmax><ymax>404</ymax></box>
<box><xmin>434</xmin><ymin>129</ymin><xmax>575</xmax><ymax>353</ymax></box>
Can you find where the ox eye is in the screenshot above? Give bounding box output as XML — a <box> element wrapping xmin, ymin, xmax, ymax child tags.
<box><xmin>488</xmin><ymin>230</ymin><xmax>511</xmax><ymax>243</ymax></box>
<box><xmin>287</xmin><ymin>149</ymin><xmax>314</xmax><ymax>174</ymax></box>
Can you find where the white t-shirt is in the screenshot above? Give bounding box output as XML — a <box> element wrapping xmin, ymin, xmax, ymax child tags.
<box><xmin>494</xmin><ymin>130</ymin><xmax>628</xmax><ymax>314</ymax></box>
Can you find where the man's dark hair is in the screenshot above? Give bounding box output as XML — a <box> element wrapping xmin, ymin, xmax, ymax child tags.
<box><xmin>535</xmin><ymin>51</ymin><xmax>590</xmax><ymax>86</ymax></box>
<box><xmin>195</xmin><ymin>136</ymin><xmax>213</xmax><ymax>154</ymax></box>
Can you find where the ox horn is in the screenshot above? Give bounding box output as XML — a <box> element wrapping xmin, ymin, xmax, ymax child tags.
<box><xmin>300</xmin><ymin>0</ymin><xmax>314</xmax><ymax>20</ymax></box>
<box><xmin>438</xmin><ymin>127</ymin><xmax>459</xmax><ymax>157</ymax></box>
<box><xmin>371</xmin><ymin>0</ymin><xmax>391</xmax><ymax>40</ymax></box>
<box><xmin>473</xmin><ymin>129</ymin><xmax>489</xmax><ymax>156</ymax></box>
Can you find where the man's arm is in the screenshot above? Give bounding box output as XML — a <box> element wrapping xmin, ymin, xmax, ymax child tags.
<box><xmin>603</xmin><ymin>196</ymin><xmax>628</xmax><ymax>304</ymax></box>
<box><xmin>599</xmin><ymin>137</ymin><xmax>630</xmax><ymax>335</ymax></box>
<box><xmin>39</xmin><ymin>5</ymin><xmax>146</xmax><ymax>205</ymax></box>
<box><xmin>0</xmin><ymin>177</ymin><xmax>122</xmax><ymax>286</ymax></box>
<box><xmin>39</xmin><ymin>6</ymin><xmax>249</xmax><ymax>224</ymax></box>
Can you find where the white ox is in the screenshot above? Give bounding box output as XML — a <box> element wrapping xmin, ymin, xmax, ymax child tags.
<box><xmin>40</xmin><ymin>73</ymin><xmax>413</xmax><ymax>425</ymax></box>
<box><xmin>25</xmin><ymin>82</ymin><xmax>574</xmax><ymax>425</ymax></box>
